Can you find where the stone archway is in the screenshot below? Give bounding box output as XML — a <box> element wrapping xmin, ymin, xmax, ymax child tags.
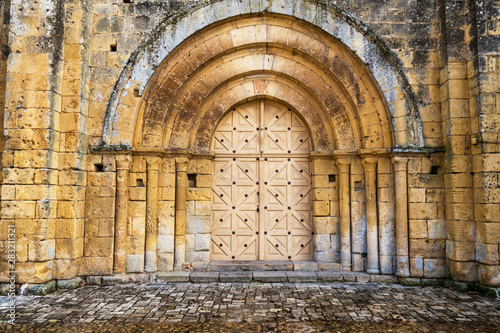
<box><xmin>100</xmin><ymin>1</ymin><xmax>425</xmax><ymax>276</ymax></box>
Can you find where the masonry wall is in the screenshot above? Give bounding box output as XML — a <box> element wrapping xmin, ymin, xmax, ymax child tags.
<box><xmin>0</xmin><ymin>0</ymin><xmax>498</xmax><ymax>287</ymax></box>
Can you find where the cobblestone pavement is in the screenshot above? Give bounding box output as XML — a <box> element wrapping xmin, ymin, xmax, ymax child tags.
<box><xmin>1</xmin><ymin>282</ymin><xmax>499</xmax><ymax>332</ymax></box>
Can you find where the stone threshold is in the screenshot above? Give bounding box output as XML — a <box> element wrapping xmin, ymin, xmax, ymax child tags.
<box><xmin>192</xmin><ymin>260</ymin><xmax>339</xmax><ymax>272</ymax></box>
<box><xmin>153</xmin><ymin>271</ymin><xmax>399</xmax><ymax>284</ymax></box>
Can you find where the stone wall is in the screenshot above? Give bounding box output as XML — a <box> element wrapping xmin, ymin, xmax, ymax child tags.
<box><xmin>0</xmin><ymin>0</ymin><xmax>498</xmax><ymax>288</ymax></box>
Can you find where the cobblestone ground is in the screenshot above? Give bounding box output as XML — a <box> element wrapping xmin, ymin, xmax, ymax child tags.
<box><xmin>0</xmin><ymin>282</ymin><xmax>499</xmax><ymax>332</ymax></box>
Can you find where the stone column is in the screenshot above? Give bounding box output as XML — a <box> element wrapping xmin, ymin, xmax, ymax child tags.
<box><xmin>362</xmin><ymin>158</ymin><xmax>379</xmax><ymax>274</ymax></box>
<box><xmin>337</xmin><ymin>159</ymin><xmax>351</xmax><ymax>271</ymax></box>
<box><xmin>114</xmin><ymin>155</ymin><xmax>131</xmax><ymax>274</ymax></box>
<box><xmin>145</xmin><ymin>157</ymin><xmax>161</xmax><ymax>273</ymax></box>
<box><xmin>392</xmin><ymin>156</ymin><xmax>410</xmax><ymax>277</ymax></box>
<box><xmin>174</xmin><ymin>158</ymin><xmax>189</xmax><ymax>270</ymax></box>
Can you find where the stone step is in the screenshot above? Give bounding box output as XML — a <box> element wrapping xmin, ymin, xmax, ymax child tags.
<box><xmin>208</xmin><ymin>260</ymin><xmax>294</xmax><ymax>272</ymax></box>
<box><xmin>148</xmin><ymin>271</ymin><xmax>392</xmax><ymax>284</ymax></box>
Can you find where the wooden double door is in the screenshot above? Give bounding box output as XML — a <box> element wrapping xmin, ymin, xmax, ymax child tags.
<box><xmin>211</xmin><ymin>100</ymin><xmax>313</xmax><ymax>260</ymax></box>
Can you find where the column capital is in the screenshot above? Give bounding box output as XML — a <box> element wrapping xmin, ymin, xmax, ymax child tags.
<box><xmin>115</xmin><ymin>155</ymin><xmax>131</xmax><ymax>170</ymax></box>
<box><xmin>146</xmin><ymin>156</ymin><xmax>162</xmax><ymax>170</ymax></box>
<box><xmin>175</xmin><ymin>157</ymin><xmax>189</xmax><ymax>171</ymax></box>
<box><xmin>391</xmin><ymin>156</ymin><xmax>407</xmax><ymax>170</ymax></box>
<box><xmin>361</xmin><ymin>157</ymin><xmax>378</xmax><ymax>168</ymax></box>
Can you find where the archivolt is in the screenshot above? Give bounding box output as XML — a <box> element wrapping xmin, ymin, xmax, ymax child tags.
<box><xmin>102</xmin><ymin>0</ymin><xmax>424</xmax><ymax>150</ymax></box>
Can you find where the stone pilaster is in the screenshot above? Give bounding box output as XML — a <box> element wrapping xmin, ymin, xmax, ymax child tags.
<box><xmin>392</xmin><ymin>157</ymin><xmax>410</xmax><ymax>277</ymax></box>
<box><xmin>113</xmin><ymin>155</ymin><xmax>130</xmax><ymax>274</ymax></box>
<box><xmin>362</xmin><ymin>158</ymin><xmax>379</xmax><ymax>274</ymax></box>
<box><xmin>336</xmin><ymin>159</ymin><xmax>351</xmax><ymax>271</ymax></box>
<box><xmin>175</xmin><ymin>158</ymin><xmax>189</xmax><ymax>270</ymax></box>
<box><xmin>145</xmin><ymin>157</ymin><xmax>161</xmax><ymax>273</ymax></box>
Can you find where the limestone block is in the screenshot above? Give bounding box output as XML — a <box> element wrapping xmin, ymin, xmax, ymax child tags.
<box><xmin>186</xmin><ymin>251</ymin><xmax>210</xmax><ymax>263</ymax></box>
<box><xmin>315</xmin><ymin>251</ymin><xmax>336</xmax><ymax>263</ymax></box>
<box><xmin>129</xmin><ymin>217</ymin><xmax>145</xmax><ymax>236</ymax></box>
<box><xmin>56</xmin><ymin>238</ymin><xmax>83</xmax><ymax>259</ymax></box>
<box><xmin>476</xmin><ymin>243</ymin><xmax>500</xmax><ymax>265</ymax></box>
<box><xmin>84</xmin><ymin>197</ymin><xmax>115</xmax><ymax>218</ymax></box>
<box><xmin>313</xmin><ymin>216</ymin><xmax>335</xmax><ymax>234</ymax></box>
<box><xmin>126</xmin><ymin>254</ymin><xmax>144</xmax><ymax>273</ymax></box>
<box><xmin>410</xmin><ymin>239</ymin><xmax>445</xmax><ymax>258</ymax></box>
<box><xmin>189</xmin><ymin>159</ymin><xmax>211</xmax><ymax>174</ymax></box>
<box><xmin>129</xmin><ymin>201</ymin><xmax>146</xmax><ymax>218</ymax></box>
<box><xmin>446</xmin><ymin>220</ymin><xmax>476</xmax><ymax>242</ymax></box>
<box><xmin>380</xmin><ymin>256</ymin><xmax>395</xmax><ymax>275</ymax></box>
<box><xmin>186</xmin><ymin>216</ymin><xmax>210</xmax><ymax>234</ymax></box>
<box><xmin>330</xmin><ymin>234</ymin><xmax>340</xmax><ymax>251</ymax></box>
<box><xmin>409</xmin><ymin>202</ymin><xmax>437</xmax><ymax>220</ymax></box>
<box><xmin>409</xmin><ymin>220</ymin><xmax>428</xmax><ymax>238</ymax></box>
<box><xmin>54</xmin><ymin>259</ymin><xmax>81</xmax><ymax>280</ymax></box>
<box><xmin>187</xmin><ymin>188</ymin><xmax>211</xmax><ymax>201</ymax></box>
<box><xmin>313</xmin><ymin>188</ymin><xmax>331</xmax><ymax>201</ymax></box>
<box><xmin>98</xmin><ymin>218</ymin><xmax>114</xmax><ymax>237</ymax></box>
<box><xmin>195</xmin><ymin>234</ymin><xmax>211</xmax><ymax>251</ymax></box>
<box><xmin>3</xmin><ymin>168</ymin><xmax>35</xmax><ymax>184</ymax></box>
<box><xmin>445</xmin><ymin>203</ymin><xmax>474</xmax><ymax>221</ymax></box>
<box><xmin>312</xmin><ymin>159</ymin><xmax>335</xmax><ymax>175</ymax></box>
<box><xmin>128</xmin><ymin>236</ymin><xmax>145</xmax><ymax>254</ymax></box>
<box><xmin>477</xmin><ymin>222</ymin><xmax>500</xmax><ymax>244</ymax></box>
<box><xmin>313</xmin><ymin>234</ymin><xmax>331</xmax><ymax>252</ymax></box>
<box><xmin>2</xmin><ymin>201</ymin><xmax>36</xmax><ymax>219</ymax></box>
<box><xmin>478</xmin><ymin>264</ymin><xmax>500</xmax><ymax>287</ymax></box>
<box><xmin>27</xmin><ymin>239</ymin><xmax>55</xmax><ymax>261</ymax></box>
<box><xmin>352</xmin><ymin>254</ymin><xmax>365</xmax><ymax>272</ymax></box>
<box><xmin>57</xmin><ymin>277</ymin><xmax>83</xmax><ymax>290</ymax></box>
<box><xmin>409</xmin><ymin>188</ymin><xmax>426</xmax><ymax>203</ymax></box>
<box><xmin>130</xmin><ymin>187</ymin><xmax>146</xmax><ymax>201</ymax></box>
<box><xmin>313</xmin><ymin>201</ymin><xmax>329</xmax><ymax>216</ymax></box>
<box><xmin>159</xmin><ymin>173</ymin><xmax>175</xmax><ymax>187</ymax></box>
<box><xmin>84</xmin><ymin>237</ymin><xmax>113</xmax><ymax>257</ymax></box>
<box><xmin>157</xmin><ymin>252</ymin><xmax>174</xmax><ymax>272</ymax></box>
<box><xmin>410</xmin><ymin>257</ymin><xmax>424</xmax><ymax>277</ymax></box>
<box><xmin>446</xmin><ymin>240</ymin><xmax>476</xmax><ymax>261</ymax></box>
<box><xmin>157</xmin><ymin>235</ymin><xmax>174</xmax><ymax>253</ymax></box>
<box><xmin>161</xmin><ymin>187</ymin><xmax>175</xmax><ymax>201</ymax></box>
<box><xmin>158</xmin><ymin>216</ymin><xmax>175</xmax><ymax>235</ymax></box>
<box><xmin>312</xmin><ymin>175</ymin><xmax>329</xmax><ymax>188</ymax></box>
<box><xmin>378</xmin><ymin>188</ymin><xmax>394</xmax><ymax>202</ymax></box>
<box><xmin>186</xmin><ymin>234</ymin><xmax>195</xmax><ymax>252</ymax></box>
<box><xmin>423</xmin><ymin>259</ymin><xmax>446</xmax><ymax>278</ymax></box>
<box><xmin>475</xmin><ymin>202</ymin><xmax>500</xmax><ymax>222</ymax></box>
<box><xmin>195</xmin><ymin>202</ymin><xmax>211</xmax><ymax>216</ymax></box>
<box><xmin>20</xmin><ymin>281</ymin><xmax>56</xmax><ymax>296</ymax></box>
<box><xmin>158</xmin><ymin>201</ymin><xmax>175</xmax><ymax>217</ymax></box>
<box><xmin>79</xmin><ymin>256</ymin><xmax>113</xmax><ymax>276</ymax></box>
<box><xmin>196</xmin><ymin>175</ymin><xmax>212</xmax><ymax>188</ymax></box>
<box><xmin>428</xmin><ymin>219</ymin><xmax>446</xmax><ymax>239</ymax></box>
<box><xmin>16</xmin><ymin>261</ymin><xmax>53</xmax><ymax>284</ymax></box>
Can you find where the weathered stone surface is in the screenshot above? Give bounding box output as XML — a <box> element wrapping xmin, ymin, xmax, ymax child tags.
<box><xmin>219</xmin><ymin>272</ymin><xmax>252</xmax><ymax>283</ymax></box>
<box><xmin>286</xmin><ymin>272</ymin><xmax>318</xmax><ymax>283</ymax></box>
<box><xmin>317</xmin><ymin>271</ymin><xmax>342</xmax><ymax>282</ymax></box>
<box><xmin>253</xmin><ymin>271</ymin><xmax>287</xmax><ymax>283</ymax></box>
<box><xmin>56</xmin><ymin>277</ymin><xmax>83</xmax><ymax>290</ymax></box>
<box><xmin>157</xmin><ymin>272</ymin><xmax>190</xmax><ymax>283</ymax></box>
<box><xmin>20</xmin><ymin>281</ymin><xmax>56</xmax><ymax>295</ymax></box>
<box><xmin>190</xmin><ymin>272</ymin><xmax>219</xmax><ymax>283</ymax></box>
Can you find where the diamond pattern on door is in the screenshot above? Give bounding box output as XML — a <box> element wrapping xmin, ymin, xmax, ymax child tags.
<box><xmin>212</xmin><ymin>100</ymin><xmax>313</xmax><ymax>261</ymax></box>
<box><xmin>261</xmin><ymin>158</ymin><xmax>313</xmax><ymax>260</ymax></box>
<box><xmin>212</xmin><ymin>158</ymin><xmax>259</xmax><ymax>260</ymax></box>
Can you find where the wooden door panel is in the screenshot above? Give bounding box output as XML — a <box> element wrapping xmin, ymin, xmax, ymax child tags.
<box><xmin>212</xmin><ymin>100</ymin><xmax>313</xmax><ymax>261</ymax></box>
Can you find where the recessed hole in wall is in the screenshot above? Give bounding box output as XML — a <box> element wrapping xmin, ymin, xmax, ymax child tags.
<box><xmin>430</xmin><ymin>166</ymin><xmax>440</xmax><ymax>174</ymax></box>
<box><xmin>136</xmin><ymin>179</ymin><xmax>145</xmax><ymax>187</ymax></box>
<box><xmin>188</xmin><ymin>174</ymin><xmax>197</xmax><ymax>188</ymax></box>
<box><xmin>94</xmin><ymin>164</ymin><xmax>104</xmax><ymax>172</ymax></box>
<box><xmin>123</xmin><ymin>0</ymin><xmax>132</xmax><ymax>3</ymax></box>
<box><xmin>133</xmin><ymin>88</ymin><xmax>140</xmax><ymax>97</ymax></box>
<box><xmin>354</xmin><ymin>180</ymin><xmax>363</xmax><ymax>191</ymax></box>
<box><xmin>329</xmin><ymin>174</ymin><xmax>336</xmax><ymax>183</ymax></box>
<box><xmin>110</xmin><ymin>44</ymin><xmax>117</xmax><ymax>52</ymax></box>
